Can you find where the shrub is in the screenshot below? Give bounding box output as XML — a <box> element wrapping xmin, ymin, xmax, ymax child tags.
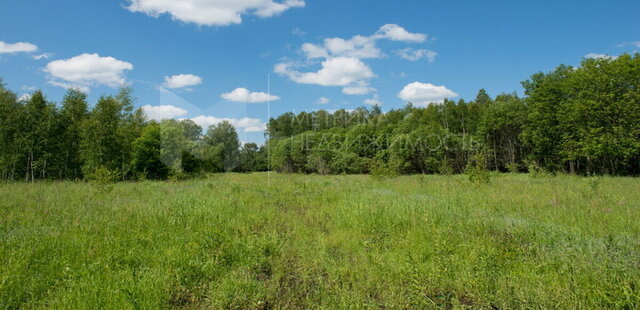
<box><xmin>466</xmin><ymin>152</ymin><xmax>490</xmax><ymax>184</ymax></box>
<box><xmin>87</xmin><ymin>166</ymin><xmax>119</xmax><ymax>192</ymax></box>
<box><xmin>370</xmin><ymin>159</ymin><xmax>398</xmax><ymax>180</ymax></box>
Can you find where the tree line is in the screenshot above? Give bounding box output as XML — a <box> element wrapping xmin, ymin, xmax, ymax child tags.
<box><xmin>0</xmin><ymin>86</ymin><xmax>268</xmax><ymax>181</ymax></box>
<box><xmin>0</xmin><ymin>54</ymin><xmax>638</xmax><ymax>181</ymax></box>
<box><xmin>267</xmin><ymin>54</ymin><xmax>640</xmax><ymax>176</ymax></box>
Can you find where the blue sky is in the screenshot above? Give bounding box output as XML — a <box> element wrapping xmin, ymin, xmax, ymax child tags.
<box><xmin>1</xmin><ymin>0</ymin><xmax>639</xmax><ymax>143</ymax></box>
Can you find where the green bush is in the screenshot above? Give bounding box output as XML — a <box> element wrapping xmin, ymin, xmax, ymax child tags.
<box><xmin>466</xmin><ymin>152</ymin><xmax>490</xmax><ymax>184</ymax></box>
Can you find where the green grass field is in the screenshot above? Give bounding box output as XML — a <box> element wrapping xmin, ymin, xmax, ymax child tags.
<box><xmin>1</xmin><ymin>174</ymin><xmax>639</xmax><ymax>309</ymax></box>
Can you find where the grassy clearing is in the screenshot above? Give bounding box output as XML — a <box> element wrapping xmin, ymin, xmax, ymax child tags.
<box><xmin>1</xmin><ymin>173</ymin><xmax>639</xmax><ymax>309</ymax></box>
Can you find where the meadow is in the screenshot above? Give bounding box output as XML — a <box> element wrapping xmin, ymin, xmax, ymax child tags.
<box><xmin>1</xmin><ymin>173</ymin><xmax>639</xmax><ymax>309</ymax></box>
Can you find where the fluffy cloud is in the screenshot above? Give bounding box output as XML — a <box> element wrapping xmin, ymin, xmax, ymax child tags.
<box><xmin>276</xmin><ymin>57</ymin><xmax>375</xmax><ymax>87</ymax></box>
<box><xmin>277</xmin><ymin>24</ymin><xmax>429</xmax><ymax>93</ymax></box>
<box><xmin>398</xmin><ymin>82</ymin><xmax>458</xmax><ymax>106</ymax></box>
<box><xmin>163</xmin><ymin>74</ymin><xmax>202</xmax><ymax>89</ymax></box>
<box><xmin>191</xmin><ymin>115</ymin><xmax>266</xmax><ymax>132</ymax></box>
<box><xmin>126</xmin><ymin>0</ymin><xmax>305</xmax><ymax>26</ymax></box>
<box><xmin>0</xmin><ymin>41</ymin><xmax>38</xmax><ymax>54</ymax></box>
<box><xmin>141</xmin><ymin>104</ymin><xmax>267</xmax><ymax>133</ymax></box>
<box><xmin>395</xmin><ymin>48</ymin><xmax>437</xmax><ymax>62</ymax></box>
<box><xmin>374</xmin><ymin>24</ymin><xmax>427</xmax><ymax>42</ymax></box>
<box><xmin>300</xmin><ymin>24</ymin><xmax>426</xmax><ymax>60</ymax></box>
<box><xmin>585</xmin><ymin>53</ymin><xmax>618</xmax><ymax>60</ymax></box>
<box><xmin>221</xmin><ymin>87</ymin><xmax>280</xmax><ymax>103</ymax></box>
<box><xmin>44</xmin><ymin>53</ymin><xmax>133</xmax><ymax>89</ymax></box>
<box><xmin>315</xmin><ymin>97</ymin><xmax>330</xmax><ymax>104</ymax></box>
<box><xmin>302</xmin><ymin>36</ymin><xmax>382</xmax><ymax>60</ymax></box>
<box><xmin>142</xmin><ymin>105</ymin><xmax>188</xmax><ymax>121</ymax></box>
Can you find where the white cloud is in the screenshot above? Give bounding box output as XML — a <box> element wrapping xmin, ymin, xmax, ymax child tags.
<box><xmin>44</xmin><ymin>53</ymin><xmax>133</xmax><ymax>89</ymax></box>
<box><xmin>21</xmin><ymin>86</ymin><xmax>37</xmax><ymax>91</ymax></box>
<box><xmin>0</xmin><ymin>41</ymin><xmax>38</xmax><ymax>54</ymax></box>
<box><xmin>342</xmin><ymin>81</ymin><xmax>376</xmax><ymax>95</ymax></box>
<box><xmin>163</xmin><ymin>74</ymin><xmax>202</xmax><ymax>89</ymax></box>
<box><xmin>315</xmin><ymin>97</ymin><xmax>330</xmax><ymax>104</ymax></box>
<box><xmin>142</xmin><ymin>104</ymin><xmax>188</xmax><ymax>121</ymax></box>
<box><xmin>221</xmin><ymin>87</ymin><xmax>280</xmax><ymax>103</ymax></box>
<box><xmin>398</xmin><ymin>82</ymin><xmax>458</xmax><ymax>106</ymax></box>
<box><xmin>18</xmin><ymin>94</ymin><xmax>32</xmax><ymax>102</ymax></box>
<box><xmin>126</xmin><ymin>0</ymin><xmax>305</xmax><ymax>26</ymax></box>
<box><xmin>190</xmin><ymin>115</ymin><xmax>266</xmax><ymax>132</ymax></box>
<box><xmin>302</xmin><ymin>36</ymin><xmax>382</xmax><ymax>60</ymax></box>
<box><xmin>363</xmin><ymin>94</ymin><xmax>382</xmax><ymax>106</ymax></box>
<box><xmin>374</xmin><ymin>24</ymin><xmax>427</xmax><ymax>42</ymax></box>
<box><xmin>395</xmin><ymin>48</ymin><xmax>437</xmax><ymax>63</ymax></box>
<box><xmin>299</xmin><ymin>24</ymin><xmax>426</xmax><ymax>61</ymax></box>
<box><xmin>32</xmin><ymin>53</ymin><xmax>52</xmax><ymax>60</ymax></box>
<box><xmin>142</xmin><ymin>104</ymin><xmax>267</xmax><ymax>133</ymax></box>
<box><xmin>277</xmin><ymin>24</ymin><xmax>429</xmax><ymax>93</ymax></box>
<box><xmin>276</xmin><ymin>57</ymin><xmax>375</xmax><ymax>87</ymax></box>
<box><xmin>585</xmin><ymin>53</ymin><xmax>618</xmax><ymax>60</ymax></box>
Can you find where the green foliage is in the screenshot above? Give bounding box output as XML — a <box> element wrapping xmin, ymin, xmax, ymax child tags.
<box><xmin>86</xmin><ymin>166</ymin><xmax>119</xmax><ymax>192</ymax></box>
<box><xmin>80</xmin><ymin>96</ymin><xmax>128</xmax><ymax>177</ymax></box>
<box><xmin>59</xmin><ymin>89</ymin><xmax>89</xmax><ymax>180</ymax></box>
<box><xmin>131</xmin><ymin>122</ymin><xmax>170</xmax><ymax>180</ymax></box>
<box><xmin>369</xmin><ymin>158</ymin><xmax>398</xmax><ymax>180</ymax></box>
<box><xmin>466</xmin><ymin>151</ymin><xmax>491</xmax><ymax>184</ymax></box>
<box><xmin>204</xmin><ymin>121</ymin><xmax>240</xmax><ymax>172</ymax></box>
<box><xmin>1</xmin><ymin>53</ymin><xmax>640</xmax><ymax>181</ymax></box>
<box><xmin>523</xmin><ymin>54</ymin><xmax>640</xmax><ymax>175</ymax></box>
<box><xmin>438</xmin><ymin>158</ymin><xmax>455</xmax><ymax>175</ymax></box>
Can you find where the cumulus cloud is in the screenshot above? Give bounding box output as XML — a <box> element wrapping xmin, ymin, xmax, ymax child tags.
<box><xmin>277</xmin><ymin>24</ymin><xmax>429</xmax><ymax>93</ymax></box>
<box><xmin>0</xmin><ymin>41</ymin><xmax>38</xmax><ymax>54</ymax></box>
<box><xmin>585</xmin><ymin>53</ymin><xmax>618</xmax><ymax>60</ymax></box>
<box><xmin>276</xmin><ymin>57</ymin><xmax>375</xmax><ymax>87</ymax></box>
<box><xmin>315</xmin><ymin>97</ymin><xmax>330</xmax><ymax>104</ymax></box>
<box><xmin>190</xmin><ymin>115</ymin><xmax>266</xmax><ymax>132</ymax></box>
<box><xmin>374</xmin><ymin>24</ymin><xmax>427</xmax><ymax>42</ymax></box>
<box><xmin>395</xmin><ymin>48</ymin><xmax>437</xmax><ymax>63</ymax></box>
<box><xmin>299</xmin><ymin>24</ymin><xmax>426</xmax><ymax>61</ymax></box>
<box><xmin>302</xmin><ymin>36</ymin><xmax>382</xmax><ymax>60</ymax></box>
<box><xmin>141</xmin><ymin>103</ymin><xmax>267</xmax><ymax>133</ymax></box>
<box><xmin>163</xmin><ymin>74</ymin><xmax>202</xmax><ymax>89</ymax></box>
<box><xmin>221</xmin><ymin>87</ymin><xmax>280</xmax><ymax>103</ymax></box>
<box><xmin>142</xmin><ymin>104</ymin><xmax>188</xmax><ymax>121</ymax></box>
<box><xmin>44</xmin><ymin>53</ymin><xmax>133</xmax><ymax>90</ymax></box>
<box><xmin>398</xmin><ymin>82</ymin><xmax>458</xmax><ymax>106</ymax></box>
<box><xmin>125</xmin><ymin>0</ymin><xmax>305</xmax><ymax>26</ymax></box>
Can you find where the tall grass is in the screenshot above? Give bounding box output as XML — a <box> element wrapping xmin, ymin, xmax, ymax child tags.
<box><xmin>1</xmin><ymin>173</ymin><xmax>639</xmax><ymax>309</ymax></box>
